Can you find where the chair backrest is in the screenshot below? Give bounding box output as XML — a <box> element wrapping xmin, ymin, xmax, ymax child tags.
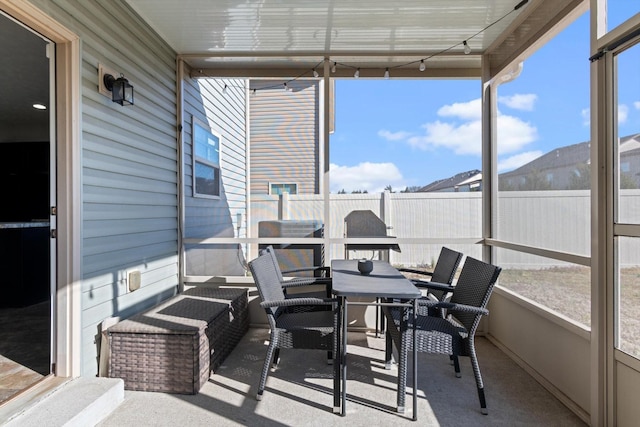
<box><xmin>258</xmin><ymin>245</ymin><xmax>285</xmax><ymax>282</ymax></box>
<box><xmin>448</xmin><ymin>256</ymin><xmax>502</xmax><ymax>332</ymax></box>
<box><xmin>431</xmin><ymin>247</ymin><xmax>463</xmax><ymax>285</ymax></box>
<box><xmin>249</xmin><ymin>251</ymin><xmax>286</xmax><ymax>317</ymax></box>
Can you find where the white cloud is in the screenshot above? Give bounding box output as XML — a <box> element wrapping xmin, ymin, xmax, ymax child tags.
<box><xmin>408</xmin><ymin>120</ymin><xmax>482</xmax><ymax>155</ymax></box>
<box><xmin>498</xmin><ymin>151</ymin><xmax>544</xmax><ymax>172</ymax></box>
<box><xmin>437</xmin><ymin>98</ymin><xmax>481</xmax><ymax>120</ymax></box>
<box><xmin>405</xmin><ymin>99</ymin><xmax>536</xmax><ymax>156</ymax></box>
<box><xmin>634</xmin><ymin>101</ymin><xmax>640</xmax><ymax>110</ymax></box>
<box><xmin>619</xmin><ymin>104</ymin><xmax>629</xmax><ymax>124</ymax></box>
<box><xmin>583</xmin><ymin>105</ymin><xmax>629</xmax><ymax>126</ymax></box>
<box><xmin>582</xmin><ymin>108</ymin><xmax>590</xmax><ymax>126</ymax></box>
<box><xmin>330</xmin><ymin>162</ymin><xmax>404</xmax><ymax>193</ymax></box>
<box><xmin>378</xmin><ymin>130</ymin><xmax>413</xmax><ymax>141</ymax></box>
<box><xmin>498</xmin><ymin>93</ymin><xmax>537</xmax><ymax>111</ymax></box>
<box><xmin>496</xmin><ymin>115</ymin><xmax>538</xmax><ymax>154</ymax></box>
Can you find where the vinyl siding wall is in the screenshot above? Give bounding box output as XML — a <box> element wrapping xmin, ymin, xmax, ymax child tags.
<box><xmin>250</xmin><ymin>79</ymin><xmax>320</xmax><ymax>195</ymax></box>
<box><xmin>29</xmin><ymin>0</ymin><xmax>179</xmax><ymax>376</ymax></box>
<box><xmin>183</xmin><ymin>75</ymin><xmax>247</xmax><ymax>276</ymax></box>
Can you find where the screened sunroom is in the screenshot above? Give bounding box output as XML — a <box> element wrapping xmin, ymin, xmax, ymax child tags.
<box><xmin>1</xmin><ymin>0</ymin><xmax>639</xmax><ymax>425</ymax></box>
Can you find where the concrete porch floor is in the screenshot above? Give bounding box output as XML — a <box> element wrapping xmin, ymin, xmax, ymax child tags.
<box><xmin>98</xmin><ymin>327</ymin><xmax>587</xmax><ymax>426</ymax></box>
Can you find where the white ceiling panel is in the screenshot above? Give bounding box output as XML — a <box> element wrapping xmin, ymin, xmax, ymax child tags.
<box><xmin>126</xmin><ymin>0</ymin><xmax>586</xmax><ymax>77</ymax></box>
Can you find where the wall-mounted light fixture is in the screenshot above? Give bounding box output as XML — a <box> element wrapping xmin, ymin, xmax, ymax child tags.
<box><xmin>103</xmin><ymin>73</ymin><xmax>134</xmax><ymax>106</ymax></box>
<box><xmin>98</xmin><ymin>64</ymin><xmax>134</xmax><ymax>106</ymax></box>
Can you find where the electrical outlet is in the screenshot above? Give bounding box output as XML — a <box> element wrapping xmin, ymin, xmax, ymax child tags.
<box><xmin>128</xmin><ymin>270</ymin><xmax>141</xmax><ymax>292</ymax></box>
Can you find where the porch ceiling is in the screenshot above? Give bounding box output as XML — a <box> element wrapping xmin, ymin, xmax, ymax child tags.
<box><xmin>126</xmin><ymin>0</ymin><xmax>587</xmax><ymax>78</ymax></box>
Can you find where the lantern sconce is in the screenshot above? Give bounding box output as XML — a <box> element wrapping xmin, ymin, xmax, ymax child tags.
<box><xmin>98</xmin><ymin>63</ymin><xmax>134</xmax><ymax>106</ymax></box>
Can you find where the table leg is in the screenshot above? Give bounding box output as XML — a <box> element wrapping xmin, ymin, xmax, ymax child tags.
<box><xmin>413</xmin><ymin>298</ymin><xmax>418</xmax><ymax>421</ymax></box>
<box><xmin>341</xmin><ymin>296</ymin><xmax>348</xmax><ymax>416</ymax></box>
<box><xmin>397</xmin><ymin>302</ymin><xmax>408</xmax><ymax>413</ymax></box>
<box><xmin>375</xmin><ymin>297</ymin><xmax>379</xmax><ymax>337</ymax></box>
<box><xmin>333</xmin><ymin>297</ymin><xmax>341</xmax><ymax>413</ymax></box>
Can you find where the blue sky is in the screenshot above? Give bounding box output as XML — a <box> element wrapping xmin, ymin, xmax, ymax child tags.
<box><xmin>329</xmin><ymin>5</ymin><xmax>640</xmax><ymax>193</ymax></box>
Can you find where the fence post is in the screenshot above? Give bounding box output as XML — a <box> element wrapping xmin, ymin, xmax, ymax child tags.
<box><xmin>279</xmin><ymin>192</ymin><xmax>290</xmax><ymax>220</ymax></box>
<box><xmin>381</xmin><ymin>190</ymin><xmax>392</xmax><ymax>262</ymax></box>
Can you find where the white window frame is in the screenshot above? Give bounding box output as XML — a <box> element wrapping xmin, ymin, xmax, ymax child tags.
<box><xmin>269</xmin><ymin>182</ymin><xmax>298</xmax><ymax>195</ymax></box>
<box><xmin>192</xmin><ymin>117</ymin><xmax>221</xmax><ymax>199</ymax></box>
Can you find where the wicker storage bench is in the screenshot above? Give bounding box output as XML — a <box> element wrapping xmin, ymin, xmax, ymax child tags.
<box><xmin>107</xmin><ymin>287</ymin><xmax>249</xmax><ymax>394</ymax></box>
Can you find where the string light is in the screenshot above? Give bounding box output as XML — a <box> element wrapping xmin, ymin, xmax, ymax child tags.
<box><xmin>384</xmin><ymin>68</ymin><xmax>389</xmax><ymax>79</ymax></box>
<box><xmin>419</xmin><ymin>60</ymin><xmax>426</xmax><ymax>72</ymax></box>
<box><xmin>331</xmin><ymin>62</ymin><xmax>337</xmax><ymax>73</ymax></box>
<box><xmin>313</xmin><ymin>69</ymin><xmax>319</xmax><ymax>78</ymax></box>
<box><xmin>222</xmin><ymin>84</ymin><xmax>228</xmax><ymax>94</ymax></box>
<box><xmin>463</xmin><ymin>40</ymin><xmax>471</xmax><ymax>55</ymax></box>
<box><xmin>354</xmin><ymin>68</ymin><xmax>360</xmax><ymax>78</ymax></box>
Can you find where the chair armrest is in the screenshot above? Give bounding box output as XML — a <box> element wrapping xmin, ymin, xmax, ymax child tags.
<box><xmin>260</xmin><ymin>297</ymin><xmax>336</xmax><ymax>309</ymax></box>
<box><xmin>412</xmin><ymin>280</ymin><xmax>454</xmax><ymax>293</ymax></box>
<box><xmin>282</xmin><ymin>266</ymin><xmax>331</xmax><ymax>276</ymax></box>
<box><xmin>419</xmin><ymin>300</ymin><xmax>488</xmax><ymax>316</ymax></box>
<box><xmin>281</xmin><ymin>277</ymin><xmax>332</xmax><ymax>289</ymax></box>
<box><xmin>398</xmin><ymin>268</ymin><xmax>434</xmax><ymax>277</ymax></box>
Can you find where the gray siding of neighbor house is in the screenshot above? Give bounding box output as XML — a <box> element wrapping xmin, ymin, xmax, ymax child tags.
<box><xmin>29</xmin><ymin>0</ymin><xmax>180</xmax><ymax>376</ymax></box>
<box><xmin>250</xmin><ymin>79</ymin><xmax>320</xmax><ymax>195</ymax></box>
<box><xmin>183</xmin><ymin>76</ymin><xmax>247</xmax><ymax>276</ymax></box>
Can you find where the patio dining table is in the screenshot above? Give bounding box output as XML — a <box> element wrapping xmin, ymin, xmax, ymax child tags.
<box><xmin>331</xmin><ymin>259</ymin><xmax>421</xmax><ymax>420</ymax></box>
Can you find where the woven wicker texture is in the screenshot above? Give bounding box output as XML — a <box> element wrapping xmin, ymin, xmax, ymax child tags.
<box><xmin>249</xmin><ymin>252</ymin><xmax>338</xmax><ymax>403</ymax></box>
<box><xmin>383</xmin><ymin>256</ymin><xmax>501</xmax><ymax>413</ymax></box>
<box><xmin>399</xmin><ymin>247</ymin><xmax>462</xmax><ymax>302</ymax></box>
<box><xmin>108</xmin><ymin>287</ymin><xmax>248</xmax><ymax>394</ymax></box>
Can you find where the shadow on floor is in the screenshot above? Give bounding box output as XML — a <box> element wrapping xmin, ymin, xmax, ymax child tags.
<box><xmin>98</xmin><ymin>328</ymin><xmax>587</xmax><ymax>426</ymax></box>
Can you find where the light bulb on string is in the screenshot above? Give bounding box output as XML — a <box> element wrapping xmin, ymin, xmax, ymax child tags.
<box><xmin>463</xmin><ymin>40</ymin><xmax>471</xmax><ymax>55</ymax></box>
<box><xmin>313</xmin><ymin>69</ymin><xmax>319</xmax><ymax>78</ymax></box>
<box><xmin>419</xmin><ymin>60</ymin><xmax>426</xmax><ymax>72</ymax></box>
<box><xmin>354</xmin><ymin>68</ymin><xmax>360</xmax><ymax>78</ymax></box>
<box><xmin>384</xmin><ymin>68</ymin><xmax>389</xmax><ymax>79</ymax></box>
<box><xmin>222</xmin><ymin>84</ymin><xmax>228</xmax><ymax>94</ymax></box>
<box><xmin>331</xmin><ymin>62</ymin><xmax>336</xmax><ymax>73</ymax></box>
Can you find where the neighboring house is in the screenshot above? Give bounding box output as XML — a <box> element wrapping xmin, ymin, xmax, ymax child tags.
<box><xmin>618</xmin><ymin>134</ymin><xmax>640</xmax><ymax>187</ymax></box>
<box><xmin>249</xmin><ymin>79</ymin><xmax>324</xmax><ymax>196</ymax></box>
<box><xmin>423</xmin><ymin>134</ymin><xmax>640</xmax><ymax>193</ymax></box>
<box><xmin>499</xmin><ymin>141</ymin><xmax>591</xmax><ymax>190</ymax></box>
<box><xmin>499</xmin><ymin>133</ymin><xmax>640</xmax><ymax>190</ymax></box>
<box><xmin>419</xmin><ymin>169</ymin><xmax>482</xmax><ymax>192</ymax></box>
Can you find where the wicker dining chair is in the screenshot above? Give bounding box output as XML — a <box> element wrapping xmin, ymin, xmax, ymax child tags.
<box><xmin>259</xmin><ymin>245</ymin><xmax>332</xmax><ymax>299</ymax></box>
<box><xmin>249</xmin><ymin>251</ymin><xmax>339</xmax><ymax>403</ymax></box>
<box><xmin>398</xmin><ymin>246</ymin><xmax>463</xmax><ymax>316</ymax></box>
<box><xmin>383</xmin><ymin>256</ymin><xmax>502</xmax><ymax>414</ymax></box>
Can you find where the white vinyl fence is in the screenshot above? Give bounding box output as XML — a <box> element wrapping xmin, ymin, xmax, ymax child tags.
<box><xmin>249</xmin><ymin>190</ymin><xmax>640</xmax><ymax>269</ymax></box>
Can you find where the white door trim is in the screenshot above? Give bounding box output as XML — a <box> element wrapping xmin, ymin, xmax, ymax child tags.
<box><xmin>0</xmin><ymin>0</ymin><xmax>82</xmax><ymax>378</ymax></box>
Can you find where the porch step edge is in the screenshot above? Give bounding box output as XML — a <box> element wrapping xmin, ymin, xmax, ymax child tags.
<box><xmin>2</xmin><ymin>377</ymin><xmax>124</xmax><ymax>427</ymax></box>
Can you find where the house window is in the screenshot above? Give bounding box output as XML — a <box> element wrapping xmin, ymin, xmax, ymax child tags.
<box><xmin>270</xmin><ymin>183</ymin><xmax>298</xmax><ymax>195</ymax></box>
<box><xmin>193</xmin><ymin>119</ymin><xmax>221</xmax><ymax>198</ymax></box>
<box><xmin>621</xmin><ymin>162</ymin><xmax>630</xmax><ymax>172</ymax></box>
